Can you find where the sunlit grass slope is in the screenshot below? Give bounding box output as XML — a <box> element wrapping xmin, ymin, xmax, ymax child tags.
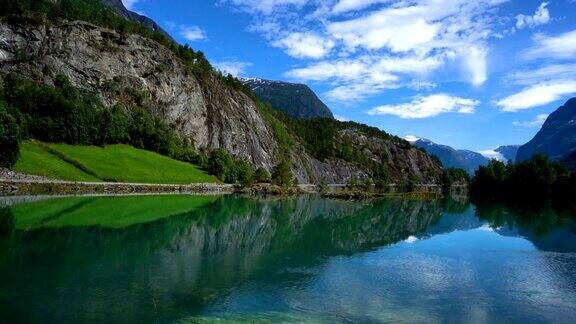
<box><xmin>14</xmin><ymin>141</ymin><xmax>217</xmax><ymax>184</ymax></box>
<box><xmin>11</xmin><ymin>194</ymin><xmax>218</xmax><ymax>230</ymax></box>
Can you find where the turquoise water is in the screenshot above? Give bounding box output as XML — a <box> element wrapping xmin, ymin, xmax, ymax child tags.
<box><xmin>0</xmin><ymin>195</ymin><xmax>575</xmax><ymax>323</ymax></box>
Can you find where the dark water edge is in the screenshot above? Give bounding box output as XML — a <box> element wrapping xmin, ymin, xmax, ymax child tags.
<box><xmin>0</xmin><ymin>195</ymin><xmax>575</xmax><ymax>323</ymax></box>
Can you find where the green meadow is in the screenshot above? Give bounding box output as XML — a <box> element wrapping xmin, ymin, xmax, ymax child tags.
<box><xmin>14</xmin><ymin>141</ymin><xmax>217</xmax><ymax>184</ymax></box>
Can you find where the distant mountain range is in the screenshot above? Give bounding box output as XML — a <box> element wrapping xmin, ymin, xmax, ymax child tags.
<box><xmin>410</xmin><ymin>138</ymin><xmax>490</xmax><ymax>174</ymax></box>
<box><xmin>408</xmin><ymin>139</ymin><xmax>520</xmax><ymax>174</ymax></box>
<box><xmin>517</xmin><ymin>98</ymin><xmax>576</xmax><ymax>163</ymax></box>
<box><xmin>240</xmin><ymin>78</ymin><xmax>334</xmax><ymax>119</ymax></box>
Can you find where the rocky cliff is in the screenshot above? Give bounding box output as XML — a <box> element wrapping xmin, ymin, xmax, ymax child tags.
<box><xmin>0</xmin><ymin>17</ymin><xmax>442</xmax><ymax>185</ymax></box>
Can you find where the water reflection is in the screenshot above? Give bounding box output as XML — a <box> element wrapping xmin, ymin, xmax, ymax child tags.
<box><xmin>0</xmin><ymin>195</ymin><xmax>575</xmax><ymax>322</ymax></box>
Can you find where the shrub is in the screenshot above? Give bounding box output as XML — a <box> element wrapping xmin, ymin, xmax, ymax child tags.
<box><xmin>318</xmin><ymin>178</ymin><xmax>328</xmax><ymax>194</ymax></box>
<box><xmin>272</xmin><ymin>159</ymin><xmax>293</xmax><ymax>187</ymax></box>
<box><xmin>234</xmin><ymin>160</ymin><xmax>254</xmax><ymax>187</ymax></box>
<box><xmin>254</xmin><ymin>167</ymin><xmax>271</xmax><ymax>183</ymax></box>
<box><xmin>0</xmin><ymin>102</ymin><xmax>20</xmax><ymax>168</ymax></box>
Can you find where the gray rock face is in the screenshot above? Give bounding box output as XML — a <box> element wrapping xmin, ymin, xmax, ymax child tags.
<box><xmin>340</xmin><ymin>130</ymin><xmax>443</xmax><ymax>184</ymax></box>
<box><xmin>0</xmin><ymin>19</ymin><xmax>442</xmax><ymax>184</ymax></box>
<box><xmin>0</xmin><ymin>20</ymin><xmax>277</xmax><ymax>169</ymax></box>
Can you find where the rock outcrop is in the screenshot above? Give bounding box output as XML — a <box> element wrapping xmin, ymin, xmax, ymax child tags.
<box><xmin>0</xmin><ymin>20</ymin><xmax>277</xmax><ymax>170</ymax></box>
<box><xmin>0</xmin><ymin>18</ymin><xmax>442</xmax><ymax>184</ymax></box>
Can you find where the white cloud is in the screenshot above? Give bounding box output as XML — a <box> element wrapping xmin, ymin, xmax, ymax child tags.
<box><xmin>286</xmin><ymin>55</ymin><xmax>441</xmax><ymax>101</ymax></box>
<box><xmin>367</xmin><ymin>94</ymin><xmax>478</xmax><ymax>119</ymax></box>
<box><xmin>513</xmin><ymin>114</ymin><xmax>549</xmax><ymax>128</ymax></box>
<box><xmin>180</xmin><ymin>26</ymin><xmax>207</xmax><ymax>41</ymax></box>
<box><xmin>224</xmin><ymin>0</ymin><xmax>308</xmax><ymax>14</ymax></box>
<box><xmin>523</xmin><ymin>29</ymin><xmax>576</xmax><ymax>60</ymax></box>
<box><xmin>516</xmin><ymin>2</ymin><xmax>550</xmax><ymax>30</ymax></box>
<box><xmin>465</xmin><ymin>46</ymin><xmax>488</xmax><ymax>86</ymax></box>
<box><xmin>227</xmin><ymin>0</ymin><xmax>509</xmax><ymax>101</ymax></box>
<box><xmin>273</xmin><ymin>33</ymin><xmax>335</xmax><ymax>59</ymax></box>
<box><xmin>122</xmin><ymin>0</ymin><xmax>139</xmax><ymax>10</ymax></box>
<box><xmin>213</xmin><ymin>60</ymin><xmax>253</xmax><ymax>76</ymax></box>
<box><xmin>327</xmin><ymin>9</ymin><xmax>440</xmax><ymax>52</ymax></box>
<box><xmin>497</xmin><ymin>81</ymin><xmax>576</xmax><ymax>112</ymax></box>
<box><xmin>507</xmin><ymin>64</ymin><xmax>576</xmax><ymax>86</ymax></box>
<box><xmin>334</xmin><ymin>115</ymin><xmax>350</xmax><ymax>122</ymax></box>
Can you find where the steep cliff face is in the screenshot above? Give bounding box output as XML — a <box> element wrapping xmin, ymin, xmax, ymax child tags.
<box><xmin>0</xmin><ymin>18</ymin><xmax>442</xmax><ymax>184</ymax></box>
<box><xmin>0</xmin><ymin>20</ymin><xmax>277</xmax><ymax>169</ymax></box>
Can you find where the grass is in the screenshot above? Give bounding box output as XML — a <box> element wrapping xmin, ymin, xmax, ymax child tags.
<box><xmin>11</xmin><ymin>194</ymin><xmax>219</xmax><ymax>230</ymax></box>
<box><xmin>14</xmin><ymin>141</ymin><xmax>217</xmax><ymax>184</ymax></box>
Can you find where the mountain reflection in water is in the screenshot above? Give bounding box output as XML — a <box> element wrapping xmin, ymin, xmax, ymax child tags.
<box><xmin>0</xmin><ymin>195</ymin><xmax>575</xmax><ymax>323</ymax></box>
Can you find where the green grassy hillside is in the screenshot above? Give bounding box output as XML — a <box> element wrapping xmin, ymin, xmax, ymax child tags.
<box><xmin>14</xmin><ymin>141</ymin><xmax>217</xmax><ymax>184</ymax></box>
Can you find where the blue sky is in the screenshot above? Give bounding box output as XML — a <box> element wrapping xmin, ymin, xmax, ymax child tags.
<box><xmin>124</xmin><ymin>0</ymin><xmax>576</xmax><ymax>153</ymax></box>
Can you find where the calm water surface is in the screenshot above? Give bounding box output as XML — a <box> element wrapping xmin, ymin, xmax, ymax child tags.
<box><xmin>0</xmin><ymin>195</ymin><xmax>575</xmax><ymax>323</ymax></box>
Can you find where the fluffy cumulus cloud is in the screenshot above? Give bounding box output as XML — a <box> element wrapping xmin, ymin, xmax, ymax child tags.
<box><xmin>225</xmin><ymin>0</ymin><xmax>510</xmax><ymax>104</ymax></box>
<box><xmin>523</xmin><ymin>29</ymin><xmax>576</xmax><ymax>60</ymax></box>
<box><xmin>513</xmin><ymin>114</ymin><xmax>549</xmax><ymax>128</ymax></box>
<box><xmin>286</xmin><ymin>55</ymin><xmax>442</xmax><ymax>101</ymax></box>
<box><xmin>367</xmin><ymin>94</ymin><xmax>478</xmax><ymax>119</ymax></box>
<box><xmin>213</xmin><ymin>60</ymin><xmax>253</xmax><ymax>76</ymax></box>
<box><xmin>180</xmin><ymin>26</ymin><xmax>207</xmax><ymax>41</ymax></box>
<box><xmin>497</xmin><ymin>81</ymin><xmax>576</xmax><ymax>112</ymax></box>
<box><xmin>516</xmin><ymin>2</ymin><xmax>550</xmax><ymax>30</ymax></box>
<box><xmin>273</xmin><ymin>33</ymin><xmax>335</xmax><ymax>59</ymax></box>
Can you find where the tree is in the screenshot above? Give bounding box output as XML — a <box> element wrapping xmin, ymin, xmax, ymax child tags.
<box><xmin>272</xmin><ymin>159</ymin><xmax>293</xmax><ymax>186</ymax></box>
<box><xmin>442</xmin><ymin>168</ymin><xmax>469</xmax><ymax>194</ymax></box>
<box><xmin>208</xmin><ymin>149</ymin><xmax>234</xmax><ymax>182</ymax></box>
<box><xmin>318</xmin><ymin>178</ymin><xmax>328</xmax><ymax>194</ymax></box>
<box><xmin>234</xmin><ymin>160</ymin><xmax>254</xmax><ymax>187</ymax></box>
<box><xmin>254</xmin><ymin>167</ymin><xmax>271</xmax><ymax>183</ymax></box>
<box><xmin>0</xmin><ymin>103</ymin><xmax>20</xmax><ymax>168</ymax></box>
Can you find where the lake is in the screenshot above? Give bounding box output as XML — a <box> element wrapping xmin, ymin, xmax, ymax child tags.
<box><xmin>1</xmin><ymin>195</ymin><xmax>575</xmax><ymax>323</ymax></box>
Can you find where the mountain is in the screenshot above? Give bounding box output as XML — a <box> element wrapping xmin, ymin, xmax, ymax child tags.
<box><xmin>495</xmin><ymin>145</ymin><xmax>520</xmax><ymax>163</ymax></box>
<box><xmin>240</xmin><ymin>78</ymin><xmax>334</xmax><ymax>119</ymax></box>
<box><xmin>517</xmin><ymin>98</ymin><xmax>576</xmax><ymax>162</ymax></box>
<box><xmin>0</xmin><ymin>0</ymin><xmax>443</xmax><ymax>185</ymax></box>
<box><xmin>411</xmin><ymin>138</ymin><xmax>489</xmax><ymax>174</ymax></box>
<box><xmin>99</xmin><ymin>0</ymin><xmax>173</xmax><ymax>40</ymax></box>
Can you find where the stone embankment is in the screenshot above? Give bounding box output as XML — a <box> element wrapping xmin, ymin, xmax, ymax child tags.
<box><xmin>0</xmin><ymin>179</ymin><xmax>234</xmax><ymax>196</ymax></box>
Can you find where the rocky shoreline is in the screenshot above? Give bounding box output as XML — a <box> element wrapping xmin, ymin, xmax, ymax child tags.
<box><xmin>0</xmin><ymin>179</ymin><xmax>235</xmax><ymax>196</ymax></box>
